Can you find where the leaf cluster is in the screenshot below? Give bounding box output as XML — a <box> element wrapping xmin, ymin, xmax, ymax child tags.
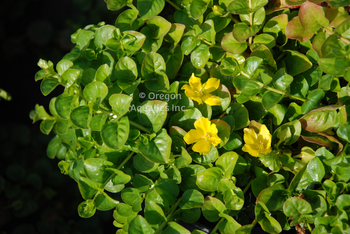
<box><xmin>32</xmin><ymin>0</ymin><xmax>350</xmax><ymax>233</ymax></box>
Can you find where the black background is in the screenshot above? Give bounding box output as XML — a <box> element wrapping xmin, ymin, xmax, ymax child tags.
<box><xmin>0</xmin><ymin>1</ymin><xmax>120</xmax><ymax>233</ymax></box>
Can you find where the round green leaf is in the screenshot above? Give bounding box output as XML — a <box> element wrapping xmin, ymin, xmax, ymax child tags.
<box><xmin>191</xmin><ymin>44</ymin><xmax>210</xmax><ymax>69</ymax></box>
<box><xmin>180</xmin><ymin>189</ymin><xmax>204</xmax><ymax>209</ymax></box>
<box><xmin>138</xmin><ymin>129</ymin><xmax>172</xmax><ymax>163</ymax></box>
<box><xmin>221</xmin><ymin>32</ymin><xmax>247</xmax><ymax>54</ymax></box>
<box><xmin>101</xmin><ymin>116</ymin><xmax>130</xmax><ymax>150</ymax></box>
<box><xmin>70</xmin><ymin>106</ymin><xmax>91</xmax><ymax>129</ymax></box>
<box><xmin>145</xmin><ymin>200</ymin><xmax>166</xmax><ymax>225</ymax></box>
<box><xmin>83</xmin><ymin>81</ymin><xmax>108</xmax><ymax>102</ymax></box>
<box><xmin>78</xmin><ymin>200</ymin><xmax>96</xmax><ymax>218</ymax></box>
<box><xmin>196</xmin><ymin>167</ymin><xmax>224</xmax><ymax>191</ymax></box>
<box><xmin>109</xmin><ymin>94</ymin><xmax>133</xmax><ymax>117</ymax></box>
<box><xmin>55</xmin><ymin>93</ymin><xmax>75</xmax><ymax>119</ymax></box>
<box><xmin>147</xmin><ymin>16</ymin><xmax>171</xmax><ymax>39</ymax></box>
<box><xmin>128</xmin><ymin>215</ymin><xmax>154</xmax><ymax>234</ymax></box>
<box><xmin>202</xmin><ymin>196</ymin><xmax>227</xmax><ymax>222</ymax></box>
<box><xmin>137</xmin><ymin>0</ymin><xmax>165</xmax><ymax>20</ymax></box>
<box><xmin>137</xmin><ymin>100</ymin><xmax>168</xmax><ymax>133</ymax></box>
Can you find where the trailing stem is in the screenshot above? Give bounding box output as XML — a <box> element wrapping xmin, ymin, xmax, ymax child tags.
<box><xmin>210</xmin><ymin>177</ymin><xmax>255</xmax><ymax>234</ymax></box>
<box><xmin>155</xmin><ymin>197</ymin><xmax>183</xmax><ymax>234</ymax></box>
<box><xmin>93</xmin><ymin>151</ymin><xmax>135</xmax><ymax>200</ymax></box>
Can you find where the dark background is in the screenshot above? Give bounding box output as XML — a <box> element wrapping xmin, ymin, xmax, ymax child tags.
<box><xmin>0</xmin><ymin>1</ymin><xmax>121</xmax><ymax>233</ymax></box>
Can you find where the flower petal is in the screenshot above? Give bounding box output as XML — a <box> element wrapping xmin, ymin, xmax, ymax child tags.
<box><xmin>202</xmin><ymin>78</ymin><xmax>220</xmax><ymax>94</ymax></box>
<box><xmin>243</xmin><ymin>128</ymin><xmax>257</xmax><ymax>145</ymax></box>
<box><xmin>242</xmin><ymin>144</ymin><xmax>259</xmax><ymax>157</ymax></box>
<box><xmin>182</xmin><ymin>84</ymin><xmax>203</xmax><ymax>104</ymax></box>
<box><xmin>209</xmin><ymin>135</ymin><xmax>221</xmax><ymax>146</ymax></box>
<box><xmin>189</xmin><ymin>73</ymin><xmax>202</xmax><ymax>91</ymax></box>
<box><xmin>192</xmin><ymin>139</ymin><xmax>211</xmax><ymax>155</ymax></box>
<box><xmin>184</xmin><ymin>129</ymin><xmax>203</xmax><ymax>144</ymax></box>
<box><xmin>202</xmin><ymin>94</ymin><xmax>221</xmax><ymax>106</ymax></box>
<box><xmin>258</xmin><ymin>124</ymin><xmax>272</xmax><ymax>144</ymax></box>
<box><xmin>208</xmin><ymin>123</ymin><xmax>218</xmax><ymax>136</ymax></box>
<box><xmin>194</xmin><ymin>117</ymin><xmax>211</xmax><ymax>133</ymax></box>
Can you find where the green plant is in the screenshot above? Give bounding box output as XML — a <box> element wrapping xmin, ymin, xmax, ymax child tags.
<box><xmin>31</xmin><ymin>0</ymin><xmax>350</xmax><ymax>233</ymax></box>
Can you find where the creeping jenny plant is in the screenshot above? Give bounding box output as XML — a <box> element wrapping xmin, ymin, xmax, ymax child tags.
<box><xmin>32</xmin><ymin>0</ymin><xmax>350</xmax><ymax>233</ymax></box>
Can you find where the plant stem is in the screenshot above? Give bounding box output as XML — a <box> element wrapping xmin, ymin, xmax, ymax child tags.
<box><xmin>324</xmin><ymin>27</ymin><xmax>350</xmax><ymax>44</ymax></box>
<box><xmin>155</xmin><ymin>197</ymin><xmax>183</xmax><ymax>234</ymax></box>
<box><xmin>165</xmin><ymin>0</ymin><xmax>181</xmax><ymax>10</ymax></box>
<box><xmin>243</xmin><ymin>177</ymin><xmax>254</xmax><ymax>194</ymax></box>
<box><xmin>210</xmin><ymin>218</ymin><xmax>224</xmax><ymax>234</ymax></box>
<box><xmin>93</xmin><ymin>151</ymin><xmax>135</xmax><ymax>201</ymax></box>
<box><xmin>129</xmin><ymin>120</ymin><xmax>151</xmax><ymax>134</ymax></box>
<box><xmin>248</xmin><ymin>0</ymin><xmax>253</xmax><ymax>45</ymax></box>
<box><xmin>211</xmin><ymin>178</ymin><xmax>255</xmax><ymax>234</ymax></box>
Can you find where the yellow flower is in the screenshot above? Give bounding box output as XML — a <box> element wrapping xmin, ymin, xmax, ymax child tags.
<box><xmin>242</xmin><ymin>124</ymin><xmax>272</xmax><ymax>157</ymax></box>
<box><xmin>184</xmin><ymin>117</ymin><xmax>221</xmax><ymax>155</ymax></box>
<box><xmin>181</xmin><ymin>73</ymin><xmax>221</xmax><ymax>106</ymax></box>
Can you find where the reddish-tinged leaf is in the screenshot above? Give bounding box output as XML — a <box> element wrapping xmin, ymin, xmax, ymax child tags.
<box><xmin>299</xmin><ymin>105</ymin><xmax>347</xmax><ymax>133</ymax></box>
<box><xmin>299</xmin><ymin>2</ymin><xmax>329</xmax><ymax>33</ymax></box>
<box><xmin>285</xmin><ymin>16</ymin><xmax>314</xmax><ymax>42</ymax></box>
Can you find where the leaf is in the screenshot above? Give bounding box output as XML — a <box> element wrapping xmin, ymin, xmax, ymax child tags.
<box><xmin>145</xmin><ymin>200</ymin><xmax>166</xmax><ymax>225</ymax></box>
<box><xmin>232</xmin><ymin>23</ymin><xmax>259</xmax><ymax>43</ymax></box>
<box><xmin>228</xmin><ymin>0</ymin><xmax>268</xmax><ymax>14</ymax></box>
<box><xmin>283</xmin><ymin>197</ymin><xmax>312</xmax><ymax>218</ymax></box>
<box><xmin>299</xmin><ymin>2</ymin><xmax>329</xmax><ymax>33</ymax></box>
<box><xmin>263</xmin><ymin>14</ymin><xmax>288</xmax><ymax>45</ymax></box>
<box><xmin>284</xmin><ymin>50</ymin><xmax>312</xmax><ymax>76</ymax></box>
<box><xmin>163</xmin><ymin>222</ymin><xmax>191</xmax><ymax>234</ymax></box>
<box><xmin>40</xmin><ymin>77</ymin><xmax>60</xmax><ymax>96</ymax></box>
<box><xmin>299</xmin><ymin>105</ymin><xmax>347</xmax><ymax>133</ymax></box>
<box><xmin>70</xmin><ymin>106</ymin><xmax>91</xmax><ymax>129</ymax></box>
<box><xmin>272</xmin><ymin>68</ymin><xmax>293</xmax><ymax>91</ymax></box>
<box><xmin>101</xmin><ymin>116</ymin><xmax>130</xmax><ymax>150</ymax></box>
<box><xmin>141</xmin><ymin>52</ymin><xmax>166</xmax><ymax>80</ymax></box>
<box><xmin>180</xmin><ymin>189</ymin><xmax>204</xmax><ymax>209</ymax></box>
<box><xmin>147</xmin><ymin>16</ymin><xmax>171</xmax><ymax>39</ymax></box>
<box><xmin>221</xmin><ymin>32</ymin><xmax>248</xmax><ymax>54</ymax></box>
<box><xmin>95</xmin><ymin>192</ymin><xmax>119</xmax><ymax>211</ymax></box>
<box><xmin>84</xmin><ymin>158</ymin><xmax>114</xmax><ymax>184</ymax></box>
<box><xmin>202</xmin><ymin>196</ymin><xmax>227</xmax><ymax>222</ymax></box>
<box><xmin>190</xmin><ymin>0</ymin><xmax>209</xmax><ymax>19</ymax></box>
<box><xmin>306</xmin><ymin>157</ymin><xmax>325</xmax><ymax>183</ymax></box>
<box><xmin>257</xmin><ymin>183</ymin><xmax>286</xmax><ymax>211</ymax></box>
<box><xmin>128</xmin><ymin>215</ymin><xmax>154</xmax><ymax>234</ymax></box>
<box><xmin>262</xmin><ymin>91</ymin><xmax>283</xmax><ymax>110</ymax></box>
<box><xmin>78</xmin><ymin>200</ymin><xmax>96</xmax><ymax>218</ymax></box>
<box><xmin>138</xmin><ymin>129</ymin><xmax>172</xmax><ymax>163</ymax></box>
<box><xmin>137</xmin><ymin>101</ymin><xmax>167</xmax><ymax>133</ymax></box>
<box><xmin>169</xmin><ymin>108</ymin><xmax>202</xmax><ymax>131</ymax></box>
<box><xmin>255</xmin><ymin>202</ymin><xmax>282</xmax><ymax>234</ymax></box>
<box><xmin>196</xmin><ymin>167</ymin><xmax>223</xmax><ymax>191</ymax></box>
<box><xmin>165</xmin><ymin>23</ymin><xmax>185</xmax><ymax>50</ymax></box>
<box><xmin>55</xmin><ymin>93</ymin><xmax>75</xmax><ymax>119</ymax></box>
<box><xmin>106</xmin><ymin>0</ymin><xmax>130</xmax><ymax>10</ymax></box>
<box><xmin>155</xmin><ymin>178</ymin><xmax>180</xmax><ymax>205</ymax></box>
<box><xmin>159</xmin><ymin>45</ymin><xmax>184</xmax><ymax>80</ymax></box>
<box><xmin>109</xmin><ymin>94</ymin><xmax>133</xmax><ymax>117</ymax></box>
<box><xmin>115</xmin><ymin>7</ymin><xmax>144</xmax><ymax>31</ymax></box>
<box><xmin>191</xmin><ymin>44</ymin><xmax>210</xmax><ymax>69</ymax></box>
<box><xmin>218</xmin><ymin>213</ymin><xmax>242</xmax><ymax>234</ymax></box>
<box><xmin>137</xmin><ymin>0</ymin><xmax>165</xmax><ymax>20</ymax></box>
<box><xmin>285</xmin><ymin>16</ymin><xmax>314</xmax><ymax>42</ymax></box>
<box><xmin>94</xmin><ymin>25</ymin><xmax>116</xmax><ymax>49</ymax></box>
<box><xmin>123</xmin><ymin>31</ymin><xmax>146</xmax><ymax>56</ymax></box>
<box><xmin>200</xmin><ymin>19</ymin><xmax>216</xmax><ymax>44</ymax></box>
<box><xmin>83</xmin><ymin>81</ymin><xmax>109</xmax><ymax>102</ymax></box>
<box><xmin>115</xmin><ymin>56</ymin><xmax>138</xmax><ymax>82</ymax></box>
<box><xmin>210</xmin><ymin>119</ymin><xmax>230</xmax><ymax>148</ymax></box>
